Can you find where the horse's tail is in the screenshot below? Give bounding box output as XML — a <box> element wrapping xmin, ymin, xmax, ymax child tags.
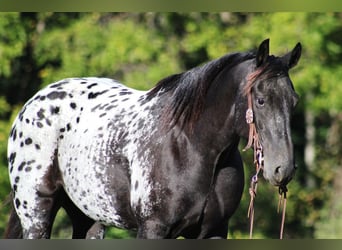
<box><xmin>3</xmin><ymin>193</ymin><xmax>23</xmax><ymax>239</ymax></box>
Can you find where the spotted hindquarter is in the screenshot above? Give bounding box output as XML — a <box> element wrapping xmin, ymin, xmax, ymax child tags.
<box><xmin>7</xmin><ymin>78</ymin><xmax>146</xmax><ymax>238</ymax></box>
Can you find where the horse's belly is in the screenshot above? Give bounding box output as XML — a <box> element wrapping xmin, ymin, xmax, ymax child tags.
<box><xmin>63</xmin><ymin>177</ymin><xmax>123</xmax><ymax>226</ymax></box>
<box><xmin>58</xmin><ymin>131</ymin><xmax>134</xmax><ymax>228</ymax></box>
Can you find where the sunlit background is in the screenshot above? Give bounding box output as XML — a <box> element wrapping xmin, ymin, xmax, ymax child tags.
<box><xmin>0</xmin><ymin>13</ymin><xmax>342</xmax><ymax>238</ymax></box>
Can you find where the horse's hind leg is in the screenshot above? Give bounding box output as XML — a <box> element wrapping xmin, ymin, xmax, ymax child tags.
<box><xmin>86</xmin><ymin>223</ymin><xmax>105</xmax><ymax>239</ymax></box>
<box><xmin>27</xmin><ymin>199</ymin><xmax>60</xmax><ymax>238</ymax></box>
<box><xmin>61</xmin><ymin>189</ymin><xmax>105</xmax><ymax>239</ymax></box>
<box><xmin>22</xmin><ymin>176</ymin><xmax>63</xmax><ymax>238</ymax></box>
<box><xmin>9</xmin><ymin>147</ymin><xmax>63</xmax><ymax>238</ymax></box>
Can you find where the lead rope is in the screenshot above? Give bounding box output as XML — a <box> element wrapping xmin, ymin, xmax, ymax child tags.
<box><xmin>247</xmin><ymin>166</ymin><xmax>261</xmax><ymax>239</ymax></box>
<box><xmin>245</xmin><ymin>135</ymin><xmax>263</xmax><ymax>239</ymax></box>
<box><xmin>278</xmin><ymin>186</ymin><xmax>287</xmax><ymax>239</ymax></box>
<box><xmin>243</xmin><ymin>91</ymin><xmax>264</xmax><ymax>239</ymax></box>
<box><xmin>243</xmin><ymin>85</ymin><xmax>287</xmax><ymax>239</ymax></box>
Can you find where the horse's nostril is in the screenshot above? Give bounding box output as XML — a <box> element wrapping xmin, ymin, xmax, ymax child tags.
<box><xmin>275</xmin><ymin>166</ymin><xmax>281</xmax><ymax>175</ymax></box>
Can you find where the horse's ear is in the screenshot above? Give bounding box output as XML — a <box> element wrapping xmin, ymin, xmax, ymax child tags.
<box><xmin>256</xmin><ymin>38</ymin><xmax>270</xmax><ymax>67</ymax></box>
<box><xmin>282</xmin><ymin>42</ymin><xmax>302</xmax><ymax>69</ymax></box>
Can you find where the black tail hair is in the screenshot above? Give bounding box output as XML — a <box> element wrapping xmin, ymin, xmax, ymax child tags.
<box><xmin>3</xmin><ymin>192</ymin><xmax>23</xmax><ymax>239</ymax></box>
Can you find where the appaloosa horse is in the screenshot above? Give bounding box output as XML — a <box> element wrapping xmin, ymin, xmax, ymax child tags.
<box><xmin>5</xmin><ymin>39</ymin><xmax>301</xmax><ymax>238</ymax></box>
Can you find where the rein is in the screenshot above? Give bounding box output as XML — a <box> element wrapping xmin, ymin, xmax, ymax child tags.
<box><xmin>243</xmin><ymin>80</ymin><xmax>288</xmax><ymax>239</ymax></box>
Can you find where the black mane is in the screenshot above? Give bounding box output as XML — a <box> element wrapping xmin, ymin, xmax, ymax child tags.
<box><xmin>147</xmin><ymin>52</ymin><xmax>255</xmax><ymax>131</ymax></box>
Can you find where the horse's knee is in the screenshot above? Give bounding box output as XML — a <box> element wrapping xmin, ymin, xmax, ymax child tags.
<box><xmin>23</xmin><ymin>228</ymin><xmax>48</xmax><ymax>239</ymax></box>
<box><xmin>137</xmin><ymin>220</ymin><xmax>170</xmax><ymax>239</ymax></box>
<box><xmin>22</xmin><ymin>219</ymin><xmax>52</xmax><ymax>239</ymax></box>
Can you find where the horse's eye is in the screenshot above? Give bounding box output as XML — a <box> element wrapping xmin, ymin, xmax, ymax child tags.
<box><xmin>257</xmin><ymin>98</ymin><xmax>265</xmax><ymax>106</ymax></box>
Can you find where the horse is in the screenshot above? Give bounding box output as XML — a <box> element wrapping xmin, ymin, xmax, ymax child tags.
<box><xmin>4</xmin><ymin>39</ymin><xmax>301</xmax><ymax>239</ymax></box>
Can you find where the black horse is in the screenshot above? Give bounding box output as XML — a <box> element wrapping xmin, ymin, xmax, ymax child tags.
<box><xmin>5</xmin><ymin>39</ymin><xmax>301</xmax><ymax>239</ymax></box>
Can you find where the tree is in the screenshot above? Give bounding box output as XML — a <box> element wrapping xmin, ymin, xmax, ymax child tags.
<box><xmin>1</xmin><ymin>12</ymin><xmax>342</xmax><ymax>238</ymax></box>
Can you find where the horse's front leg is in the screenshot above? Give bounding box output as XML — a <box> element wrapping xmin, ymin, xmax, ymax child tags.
<box><xmin>136</xmin><ymin>220</ymin><xmax>170</xmax><ymax>239</ymax></box>
<box><xmin>197</xmin><ymin>149</ymin><xmax>244</xmax><ymax>239</ymax></box>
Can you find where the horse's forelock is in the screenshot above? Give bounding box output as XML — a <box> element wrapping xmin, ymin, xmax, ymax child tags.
<box><xmin>243</xmin><ymin>56</ymin><xmax>289</xmax><ymax>96</ymax></box>
<box><xmin>243</xmin><ymin>65</ymin><xmax>267</xmax><ymax>96</ymax></box>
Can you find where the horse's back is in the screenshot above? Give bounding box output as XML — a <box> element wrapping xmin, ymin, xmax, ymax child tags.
<box><xmin>8</xmin><ymin>77</ymin><xmax>135</xmax><ymax>182</ymax></box>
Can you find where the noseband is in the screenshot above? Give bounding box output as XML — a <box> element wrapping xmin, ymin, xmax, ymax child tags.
<box><xmin>243</xmin><ymin>76</ymin><xmax>287</xmax><ymax>239</ymax></box>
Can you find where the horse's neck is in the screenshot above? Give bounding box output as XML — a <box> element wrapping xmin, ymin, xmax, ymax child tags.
<box><xmin>195</xmin><ymin>68</ymin><xmax>249</xmax><ymax>147</ymax></box>
<box><xmin>188</xmin><ymin>95</ymin><xmax>240</xmax><ymax>158</ymax></box>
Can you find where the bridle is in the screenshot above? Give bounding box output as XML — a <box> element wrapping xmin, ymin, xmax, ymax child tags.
<box><xmin>243</xmin><ymin>74</ymin><xmax>288</xmax><ymax>239</ymax></box>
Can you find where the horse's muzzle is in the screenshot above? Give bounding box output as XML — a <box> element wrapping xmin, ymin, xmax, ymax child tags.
<box><xmin>264</xmin><ymin>163</ymin><xmax>296</xmax><ymax>187</ymax></box>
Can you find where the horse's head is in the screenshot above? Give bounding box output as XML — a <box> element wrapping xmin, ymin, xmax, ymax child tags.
<box><xmin>241</xmin><ymin>39</ymin><xmax>301</xmax><ymax>187</ymax></box>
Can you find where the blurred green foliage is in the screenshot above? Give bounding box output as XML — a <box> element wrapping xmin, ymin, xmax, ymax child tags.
<box><xmin>0</xmin><ymin>12</ymin><xmax>342</xmax><ymax>239</ymax></box>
